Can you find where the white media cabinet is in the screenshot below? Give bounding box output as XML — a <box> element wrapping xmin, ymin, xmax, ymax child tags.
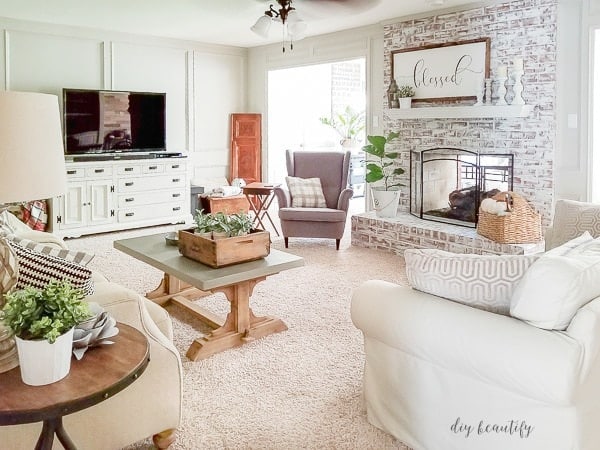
<box><xmin>51</xmin><ymin>156</ymin><xmax>191</xmax><ymax>238</ymax></box>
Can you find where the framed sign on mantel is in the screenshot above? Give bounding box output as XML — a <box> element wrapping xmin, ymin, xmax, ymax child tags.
<box><xmin>391</xmin><ymin>38</ymin><xmax>490</xmax><ymax>103</ymax></box>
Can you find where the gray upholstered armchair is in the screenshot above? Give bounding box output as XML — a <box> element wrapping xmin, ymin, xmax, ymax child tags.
<box><xmin>274</xmin><ymin>149</ymin><xmax>353</xmax><ymax>250</ymax></box>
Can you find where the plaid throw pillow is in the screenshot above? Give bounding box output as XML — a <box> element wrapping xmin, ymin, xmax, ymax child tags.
<box><xmin>8</xmin><ymin>240</ymin><xmax>94</xmax><ymax>295</ymax></box>
<box><xmin>286</xmin><ymin>176</ymin><xmax>327</xmax><ymax>208</ymax></box>
<box><xmin>4</xmin><ymin>235</ymin><xmax>94</xmax><ymax>266</ymax></box>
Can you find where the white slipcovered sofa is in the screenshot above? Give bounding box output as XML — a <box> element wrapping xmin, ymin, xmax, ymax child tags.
<box><xmin>0</xmin><ymin>214</ymin><xmax>182</xmax><ymax>450</ymax></box>
<box><xmin>351</xmin><ymin>199</ymin><xmax>600</xmax><ymax>450</ymax></box>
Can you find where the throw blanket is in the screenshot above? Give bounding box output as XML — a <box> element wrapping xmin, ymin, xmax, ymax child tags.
<box><xmin>207</xmin><ymin>186</ymin><xmax>242</xmax><ymax>198</ymax></box>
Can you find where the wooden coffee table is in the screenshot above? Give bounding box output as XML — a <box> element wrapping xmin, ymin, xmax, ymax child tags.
<box><xmin>0</xmin><ymin>323</ymin><xmax>149</xmax><ymax>450</ymax></box>
<box><xmin>114</xmin><ymin>233</ymin><xmax>304</xmax><ymax>361</ymax></box>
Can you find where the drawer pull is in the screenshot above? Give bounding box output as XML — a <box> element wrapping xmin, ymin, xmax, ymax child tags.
<box><xmin>172</xmin><ymin>193</ymin><xmax>181</xmax><ymax>198</ymax></box>
<box><xmin>171</xmin><ymin>164</ymin><xmax>180</xmax><ymax>169</ymax></box>
<box><xmin>125</xmin><ymin>198</ymin><xmax>134</xmax><ymax>202</ymax></box>
<box><xmin>94</xmin><ymin>169</ymin><xmax>104</xmax><ymax>173</ymax></box>
<box><xmin>124</xmin><ymin>167</ymin><xmax>134</xmax><ymax>172</ymax></box>
<box><xmin>148</xmin><ymin>165</ymin><xmax>158</xmax><ymax>170</ymax></box>
<box><xmin>67</xmin><ymin>170</ymin><xmax>77</xmax><ymax>175</ymax></box>
<box><xmin>125</xmin><ymin>182</ymin><xmax>134</xmax><ymax>187</ymax></box>
<box><xmin>172</xmin><ymin>178</ymin><xmax>180</xmax><ymax>183</ymax></box>
<box><xmin>173</xmin><ymin>206</ymin><xmax>181</xmax><ymax>211</ymax></box>
<box><xmin>125</xmin><ymin>212</ymin><xmax>135</xmax><ymax>217</ymax></box>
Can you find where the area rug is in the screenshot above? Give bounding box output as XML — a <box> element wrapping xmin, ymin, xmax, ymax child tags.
<box><xmin>67</xmin><ymin>225</ymin><xmax>411</xmax><ymax>450</ymax></box>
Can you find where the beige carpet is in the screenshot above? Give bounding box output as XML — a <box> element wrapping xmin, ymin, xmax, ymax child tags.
<box><xmin>67</xmin><ymin>224</ymin><xmax>410</xmax><ymax>450</ymax></box>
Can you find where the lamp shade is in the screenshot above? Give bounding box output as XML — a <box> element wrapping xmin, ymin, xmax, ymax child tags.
<box><xmin>0</xmin><ymin>91</ymin><xmax>67</xmax><ymax>204</ymax></box>
<box><xmin>251</xmin><ymin>15</ymin><xmax>272</xmax><ymax>39</ymax></box>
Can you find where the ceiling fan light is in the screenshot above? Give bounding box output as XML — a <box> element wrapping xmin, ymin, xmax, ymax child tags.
<box><xmin>288</xmin><ymin>20</ymin><xmax>307</xmax><ymax>38</ymax></box>
<box><xmin>286</xmin><ymin>10</ymin><xmax>300</xmax><ymax>25</ymax></box>
<box><xmin>251</xmin><ymin>15</ymin><xmax>272</xmax><ymax>38</ymax></box>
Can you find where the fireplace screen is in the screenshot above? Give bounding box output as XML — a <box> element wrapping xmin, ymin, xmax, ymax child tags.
<box><xmin>410</xmin><ymin>148</ymin><xmax>513</xmax><ymax>227</ymax></box>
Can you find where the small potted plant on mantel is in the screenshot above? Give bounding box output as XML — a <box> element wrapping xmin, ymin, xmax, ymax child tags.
<box><xmin>363</xmin><ymin>131</ymin><xmax>405</xmax><ymax>218</ymax></box>
<box><xmin>1</xmin><ymin>279</ymin><xmax>91</xmax><ymax>386</ymax></box>
<box><xmin>397</xmin><ymin>85</ymin><xmax>415</xmax><ymax>109</ymax></box>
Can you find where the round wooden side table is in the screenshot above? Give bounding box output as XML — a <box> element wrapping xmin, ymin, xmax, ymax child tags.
<box><xmin>0</xmin><ymin>323</ymin><xmax>149</xmax><ymax>450</ymax></box>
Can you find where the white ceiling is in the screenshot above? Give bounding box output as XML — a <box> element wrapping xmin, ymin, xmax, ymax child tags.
<box><xmin>0</xmin><ymin>0</ymin><xmax>485</xmax><ymax>48</ymax></box>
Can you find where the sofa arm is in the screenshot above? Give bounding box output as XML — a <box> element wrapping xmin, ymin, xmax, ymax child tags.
<box><xmin>351</xmin><ymin>280</ymin><xmax>582</xmax><ymax>405</ymax></box>
<box><xmin>13</xmin><ymin>229</ymin><xmax>69</xmax><ymax>249</ymax></box>
<box><xmin>274</xmin><ymin>187</ymin><xmax>290</xmax><ymax>208</ymax></box>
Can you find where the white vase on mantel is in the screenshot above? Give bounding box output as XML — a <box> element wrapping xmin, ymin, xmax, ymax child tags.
<box><xmin>399</xmin><ymin>98</ymin><xmax>412</xmax><ymax>109</ymax></box>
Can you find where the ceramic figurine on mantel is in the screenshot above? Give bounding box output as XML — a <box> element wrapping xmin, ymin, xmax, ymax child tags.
<box><xmin>496</xmin><ymin>65</ymin><xmax>508</xmax><ymax>106</ymax></box>
<box><xmin>511</xmin><ymin>58</ymin><xmax>525</xmax><ymax>105</ymax></box>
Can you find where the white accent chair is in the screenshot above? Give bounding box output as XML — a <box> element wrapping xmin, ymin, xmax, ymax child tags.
<box><xmin>351</xmin><ymin>200</ymin><xmax>600</xmax><ymax>450</ymax></box>
<box><xmin>0</xmin><ymin>217</ymin><xmax>182</xmax><ymax>450</ymax></box>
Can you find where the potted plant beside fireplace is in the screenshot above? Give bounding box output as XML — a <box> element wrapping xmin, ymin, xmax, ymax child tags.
<box><xmin>363</xmin><ymin>131</ymin><xmax>405</xmax><ymax>218</ymax></box>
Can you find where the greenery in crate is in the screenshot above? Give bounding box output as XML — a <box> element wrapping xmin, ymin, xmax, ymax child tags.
<box><xmin>362</xmin><ymin>131</ymin><xmax>405</xmax><ymax>191</ymax></box>
<box><xmin>1</xmin><ymin>280</ymin><xmax>91</xmax><ymax>343</ymax></box>
<box><xmin>193</xmin><ymin>210</ymin><xmax>254</xmax><ymax>237</ymax></box>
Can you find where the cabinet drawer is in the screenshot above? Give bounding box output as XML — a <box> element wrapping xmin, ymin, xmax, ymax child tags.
<box><xmin>65</xmin><ymin>168</ymin><xmax>85</xmax><ymax>179</ymax></box>
<box><xmin>116</xmin><ymin>165</ymin><xmax>141</xmax><ymax>176</ymax></box>
<box><xmin>165</xmin><ymin>161</ymin><xmax>185</xmax><ymax>173</ymax></box>
<box><xmin>118</xmin><ymin>190</ymin><xmax>185</xmax><ymax>207</ymax></box>
<box><xmin>118</xmin><ymin>174</ymin><xmax>186</xmax><ymax>192</ymax></box>
<box><xmin>118</xmin><ymin>202</ymin><xmax>187</xmax><ymax>222</ymax></box>
<box><xmin>85</xmin><ymin>167</ymin><xmax>113</xmax><ymax>178</ymax></box>
<box><xmin>142</xmin><ymin>163</ymin><xmax>165</xmax><ymax>174</ymax></box>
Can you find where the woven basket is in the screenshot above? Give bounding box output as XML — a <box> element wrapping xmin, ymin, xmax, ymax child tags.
<box><xmin>476</xmin><ymin>191</ymin><xmax>542</xmax><ymax>244</ymax></box>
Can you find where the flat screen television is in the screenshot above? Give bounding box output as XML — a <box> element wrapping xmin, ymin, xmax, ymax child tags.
<box><xmin>63</xmin><ymin>88</ymin><xmax>166</xmax><ymax>155</ymax></box>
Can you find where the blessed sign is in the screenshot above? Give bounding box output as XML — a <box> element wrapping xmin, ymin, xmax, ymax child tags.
<box><xmin>392</xmin><ymin>38</ymin><xmax>490</xmax><ymax>102</ymax></box>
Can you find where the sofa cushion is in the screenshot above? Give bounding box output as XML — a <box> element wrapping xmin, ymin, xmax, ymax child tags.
<box><xmin>3</xmin><ymin>234</ymin><xmax>94</xmax><ymax>266</ymax></box>
<box><xmin>285</xmin><ymin>176</ymin><xmax>327</xmax><ymax>208</ymax></box>
<box><xmin>549</xmin><ymin>200</ymin><xmax>600</xmax><ymax>248</ymax></box>
<box><xmin>0</xmin><ymin>210</ymin><xmax>31</xmax><ymax>235</ymax></box>
<box><xmin>8</xmin><ymin>240</ymin><xmax>94</xmax><ymax>295</ymax></box>
<box><xmin>404</xmin><ymin>248</ymin><xmax>539</xmax><ymax>315</ymax></box>
<box><xmin>511</xmin><ymin>235</ymin><xmax>600</xmax><ymax>330</ymax></box>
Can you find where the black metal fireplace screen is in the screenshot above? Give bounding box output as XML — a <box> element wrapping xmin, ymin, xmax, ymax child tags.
<box><xmin>410</xmin><ymin>148</ymin><xmax>514</xmax><ymax>227</ymax></box>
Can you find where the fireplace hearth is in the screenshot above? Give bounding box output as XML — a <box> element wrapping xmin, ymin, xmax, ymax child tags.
<box><xmin>410</xmin><ymin>148</ymin><xmax>513</xmax><ymax>227</ymax></box>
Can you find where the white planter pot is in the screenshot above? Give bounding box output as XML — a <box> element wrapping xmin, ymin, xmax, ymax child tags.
<box><xmin>371</xmin><ymin>188</ymin><xmax>401</xmax><ymax>218</ymax></box>
<box><xmin>399</xmin><ymin>97</ymin><xmax>412</xmax><ymax>109</ymax></box>
<box><xmin>15</xmin><ymin>327</ymin><xmax>74</xmax><ymax>386</ymax></box>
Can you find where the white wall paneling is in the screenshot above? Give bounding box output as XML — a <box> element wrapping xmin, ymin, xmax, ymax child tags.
<box><xmin>112</xmin><ymin>42</ymin><xmax>189</xmax><ymax>152</ymax></box>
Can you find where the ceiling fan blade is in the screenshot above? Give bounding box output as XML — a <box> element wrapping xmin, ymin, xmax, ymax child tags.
<box><xmin>299</xmin><ymin>0</ymin><xmax>382</xmax><ymax>14</ymax></box>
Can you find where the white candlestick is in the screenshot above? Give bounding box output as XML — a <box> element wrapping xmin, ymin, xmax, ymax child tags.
<box><xmin>513</xmin><ymin>58</ymin><xmax>524</xmax><ymax>71</ymax></box>
<box><xmin>497</xmin><ymin>65</ymin><xmax>507</xmax><ymax>78</ymax></box>
<box><xmin>512</xmin><ymin>70</ymin><xmax>525</xmax><ymax>105</ymax></box>
<box><xmin>496</xmin><ymin>77</ymin><xmax>508</xmax><ymax>106</ymax></box>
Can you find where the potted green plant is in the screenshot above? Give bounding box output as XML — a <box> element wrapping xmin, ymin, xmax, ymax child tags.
<box><xmin>194</xmin><ymin>209</ymin><xmax>215</xmax><ymax>238</ymax></box>
<box><xmin>319</xmin><ymin>106</ymin><xmax>365</xmax><ymax>147</ymax></box>
<box><xmin>1</xmin><ymin>279</ymin><xmax>91</xmax><ymax>385</ymax></box>
<box><xmin>397</xmin><ymin>85</ymin><xmax>415</xmax><ymax>109</ymax></box>
<box><xmin>228</xmin><ymin>212</ymin><xmax>253</xmax><ymax>236</ymax></box>
<box><xmin>362</xmin><ymin>131</ymin><xmax>405</xmax><ymax>218</ymax></box>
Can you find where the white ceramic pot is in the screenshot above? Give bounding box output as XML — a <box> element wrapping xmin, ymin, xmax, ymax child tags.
<box><xmin>371</xmin><ymin>187</ymin><xmax>401</xmax><ymax>218</ymax></box>
<box><xmin>15</xmin><ymin>327</ymin><xmax>74</xmax><ymax>386</ymax></box>
<box><xmin>399</xmin><ymin>97</ymin><xmax>412</xmax><ymax>109</ymax></box>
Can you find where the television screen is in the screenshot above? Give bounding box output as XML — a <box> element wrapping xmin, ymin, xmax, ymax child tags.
<box><xmin>63</xmin><ymin>89</ymin><xmax>166</xmax><ymax>155</ymax></box>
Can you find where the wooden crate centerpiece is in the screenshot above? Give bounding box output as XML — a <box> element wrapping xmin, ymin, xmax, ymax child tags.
<box><xmin>178</xmin><ymin>229</ymin><xmax>270</xmax><ymax>268</ymax></box>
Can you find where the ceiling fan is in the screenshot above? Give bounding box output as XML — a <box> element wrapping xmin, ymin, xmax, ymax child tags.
<box><xmin>251</xmin><ymin>0</ymin><xmax>382</xmax><ymax>52</ymax></box>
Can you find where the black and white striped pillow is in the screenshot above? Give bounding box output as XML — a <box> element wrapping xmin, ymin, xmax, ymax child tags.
<box><xmin>1</xmin><ymin>234</ymin><xmax>94</xmax><ymax>266</ymax></box>
<box><xmin>8</xmin><ymin>240</ymin><xmax>94</xmax><ymax>295</ymax></box>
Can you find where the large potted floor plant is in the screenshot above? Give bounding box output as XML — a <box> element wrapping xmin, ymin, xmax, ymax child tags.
<box><xmin>363</xmin><ymin>131</ymin><xmax>405</xmax><ymax>218</ymax></box>
<box><xmin>319</xmin><ymin>105</ymin><xmax>365</xmax><ymax>148</ymax></box>
<box><xmin>1</xmin><ymin>279</ymin><xmax>91</xmax><ymax>385</ymax></box>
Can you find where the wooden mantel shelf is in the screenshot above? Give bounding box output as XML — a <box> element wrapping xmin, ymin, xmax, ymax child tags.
<box><xmin>384</xmin><ymin>104</ymin><xmax>534</xmax><ymax>119</ymax></box>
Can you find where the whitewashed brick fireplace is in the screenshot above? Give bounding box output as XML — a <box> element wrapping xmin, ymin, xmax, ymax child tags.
<box><xmin>352</xmin><ymin>0</ymin><xmax>556</xmax><ymax>255</ymax></box>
